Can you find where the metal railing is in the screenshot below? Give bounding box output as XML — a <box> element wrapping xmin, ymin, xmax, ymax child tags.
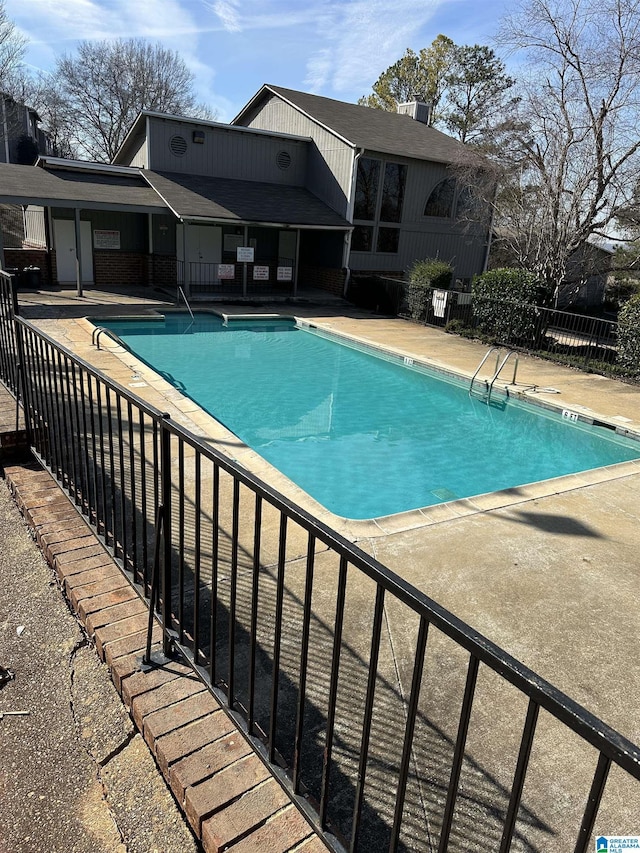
<box><xmin>347</xmin><ymin>277</ymin><xmax>624</xmax><ymax>378</ymax></box>
<box><xmin>1</xmin><ymin>269</ymin><xmax>639</xmax><ymax>851</ymax></box>
<box><xmin>176</xmin><ymin>259</ymin><xmax>296</xmax><ymax>297</ymax></box>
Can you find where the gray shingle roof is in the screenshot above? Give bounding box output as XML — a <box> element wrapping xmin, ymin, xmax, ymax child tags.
<box><xmin>0</xmin><ymin>164</ymin><xmax>168</xmax><ymax>211</ymax></box>
<box><xmin>245</xmin><ymin>85</ymin><xmax>465</xmax><ymax>164</ymax></box>
<box><xmin>145</xmin><ymin>171</ymin><xmax>350</xmax><ymax>227</ymax></box>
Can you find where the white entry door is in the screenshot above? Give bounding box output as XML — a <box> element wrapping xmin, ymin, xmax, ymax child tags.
<box><xmin>181</xmin><ymin>224</ymin><xmax>222</xmax><ymax>288</ymax></box>
<box><xmin>185</xmin><ymin>225</ymin><xmax>222</xmax><ymax>263</ymax></box>
<box><xmin>53</xmin><ymin>219</ymin><xmax>94</xmax><ymax>284</ymax></box>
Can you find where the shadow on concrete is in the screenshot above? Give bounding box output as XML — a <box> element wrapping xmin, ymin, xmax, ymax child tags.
<box><xmin>501</xmin><ymin>510</ymin><xmax>604</xmax><ymax>538</ymax></box>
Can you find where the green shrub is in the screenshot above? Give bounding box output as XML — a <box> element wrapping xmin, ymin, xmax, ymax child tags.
<box><xmin>617</xmin><ymin>294</ymin><xmax>640</xmax><ymax>376</ymax></box>
<box><xmin>406</xmin><ymin>259</ymin><xmax>453</xmax><ymax>321</ymax></box>
<box><xmin>472</xmin><ymin>267</ymin><xmax>541</xmax><ymax>344</ymax></box>
<box><xmin>444</xmin><ymin>318</ymin><xmax>475</xmax><ymax>338</ymax></box>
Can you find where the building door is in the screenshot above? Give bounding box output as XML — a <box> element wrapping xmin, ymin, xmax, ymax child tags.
<box><xmin>53</xmin><ymin>219</ymin><xmax>94</xmax><ymax>284</ymax></box>
<box><xmin>182</xmin><ymin>224</ymin><xmax>221</xmax><ymax>290</ymax></box>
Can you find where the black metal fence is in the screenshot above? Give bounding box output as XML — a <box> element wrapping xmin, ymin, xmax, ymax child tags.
<box><xmin>1</xmin><ymin>269</ymin><xmax>639</xmax><ymax>852</ymax></box>
<box><xmin>347</xmin><ymin>276</ymin><xmax>624</xmax><ymax>377</ymax></box>
<box><xmin>177</xmin><ymin>258</ymin><xmax>296</xmax><ymax>297</ymax></box>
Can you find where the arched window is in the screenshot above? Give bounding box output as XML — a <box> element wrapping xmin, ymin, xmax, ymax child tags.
<box><xmin>424</xmin><ymin>178</ymin><xmax>456</xmax><ymax>218</ymax></box>
<box><xmin>455</xmin><ymin>184</ymin><xmax>478</xmax><ymax>219</ymax></box>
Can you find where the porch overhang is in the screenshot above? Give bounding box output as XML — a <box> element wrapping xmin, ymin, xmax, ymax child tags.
<box><xmin>0</xmin><ymin>163</ymin><xmax>171</xmax><ymax>216</ymax></box>
<box><xmin>143</xmin><ymin>170</ymin><xmax>351</xmax><ymax>231</ymax></box>
<box><xmin>182</xmin><ymin>215</ymin><xmax>350</xmax><ymax>232</ymax></box>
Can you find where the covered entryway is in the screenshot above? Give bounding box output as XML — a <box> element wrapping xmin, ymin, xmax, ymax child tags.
<box><xmin>0</xmin><ymin>160</ymin><xmax>171</xmax><ymax>296</ymax></box>
<box><xmin>144</xmin><ymin>170</ymin><xmax>350</xmax><ymax>300</ymax></box>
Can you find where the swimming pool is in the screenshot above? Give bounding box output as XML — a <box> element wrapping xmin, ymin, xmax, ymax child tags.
<box><xmin>100</xmin><ymin>313</ymin><xmax>640</xmax><ymax>519</ymax></box>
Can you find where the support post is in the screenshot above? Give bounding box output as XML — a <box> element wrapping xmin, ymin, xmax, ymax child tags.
<box><xmin>181</xmin><ymin>223</ymin><xmax>191</xmax><ymax>299</ymax></box>
<box><xmin>242</xmin><ymin>225</ymin><xmax>248</xmax><ymax>297</ymax></box>
<box><xmin>293</xmin><ymin>229</ymin><xmax>300</xmax><ymax>298</ymax></box>
<box><xmin>74</xmin><ymin>208</ymin><xmax>83</xmax><ymax>297</ymax></box>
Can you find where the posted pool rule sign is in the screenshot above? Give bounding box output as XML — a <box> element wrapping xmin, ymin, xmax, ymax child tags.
<box><xmin>237</xmin><ymin>246</ymin><xmax>254</xmax><ymax>297</ymax></box>
<box><xmin>237</xmin><ymin>246</ymin><xmax>254</xmax><ymax>262</ymax></box>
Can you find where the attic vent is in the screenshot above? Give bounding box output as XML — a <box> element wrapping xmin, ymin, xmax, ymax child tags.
<box><xmin>276</xmin><ymin>150</ymin><xmax>292</xmax><ymax>170</ymax></box>
<box><xmin>169</xmin><ymin>135</ymin><xmax>187</xmax><ymax>156</ymax></box>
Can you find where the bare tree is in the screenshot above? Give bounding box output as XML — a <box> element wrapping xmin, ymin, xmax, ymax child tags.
<box><xmin>485</xmin><ymin>0</ymin><xmax>640</xmax><ymax>292</ymax></box>
<box><xmin>0</xmin><ymin>0</ymin><xmax>30</xmax><ymax>160</ymax></box>
<box><xmin>49</xmin><ymin>39</ymin><xmax>215</xmax><ymax>162</ymax></box>
<box><xmin>0</xmin><ymin>0</ymin><xmax>26</xmax><ymax>92</ymax></box>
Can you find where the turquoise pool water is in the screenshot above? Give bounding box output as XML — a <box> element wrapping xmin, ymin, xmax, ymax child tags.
<box><xmin>102</xmin><ymin>313</ymin><xmax>640</xmax><ymax>519</ymax></box>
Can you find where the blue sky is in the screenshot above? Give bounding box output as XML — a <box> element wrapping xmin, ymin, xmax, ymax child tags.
<box><xmin>6</xmin><ymin>0</ymin><xmax>512</xmax><ymax>122</ymax></box>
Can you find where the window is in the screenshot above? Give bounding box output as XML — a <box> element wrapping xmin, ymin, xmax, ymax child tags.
<box><xmin>352</xmin><ymin>226</ymin><xmax>374</xmax><ymax>252</ymax></box>
<box><xmin>380</xmin><ymin>163</ymin><xmax>406</xmax><ymax>223</ymax></box>
<box><xmin>455</xmin><ymin>184</ymin><xmax>483</xmax><ymax>220</ymax></box>
<box><xmin>354</xmin><ymin>158</ymin><xmax>380</xmax><ymax>220</ymax></box>
<box><xmin>424</xmin><ymin>178</ymin><xmax>456</xmax><ymax>218</ymax></box>
<box><xmin>376</xmin><ymin>227</ymin><xmax>400</xmax><ymax>253</ymax></box>
<box><xmin>352</xmin><ymin>157</ymin><xmax>405</xmax><ymax>254</ymax></box>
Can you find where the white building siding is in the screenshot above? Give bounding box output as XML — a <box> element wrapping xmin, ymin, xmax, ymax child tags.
<box><xmin>127</xmin><ymin>136</ymin><xmax>148</xmax><ymax>168</ymax></box>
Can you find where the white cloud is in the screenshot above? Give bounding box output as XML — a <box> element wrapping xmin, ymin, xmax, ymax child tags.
<box><xmin>206</xmin><ymin>0</ymin><xmax>242</xmax><ymax>32</ymax></box>
<box><xmin>303</xmin><ymin>0</ymin><xmax>447</xmax><ymax>96</ymax></box>
<box><xmin>6</xmin><ymin>0</ymin><xmax>220</xmax><ymax>44</ymax></box>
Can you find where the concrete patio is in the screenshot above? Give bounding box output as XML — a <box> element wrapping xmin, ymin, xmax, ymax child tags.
<box><xmin>11</xmin><ymin>286</ymin><xmax>640</xmax><ymax>850</ymax></box>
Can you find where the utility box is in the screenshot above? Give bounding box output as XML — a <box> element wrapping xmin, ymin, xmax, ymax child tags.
<box><xmin>22</xmin><ymin>266</ymin><xmax>41</xmax><ymax>289</ymax></box>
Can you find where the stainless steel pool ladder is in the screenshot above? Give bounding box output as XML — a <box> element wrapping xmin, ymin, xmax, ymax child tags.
<box><xmin>92</xmin><ymin>326</ymin><xmax>132</xmax><ymax>353</ymax></box>
<box><xmin>469</xmin><ymin>346</ymin><xmax>519</xmax><ymax>404</ymax></box>
<box><xmin>177</xmin><ymin>286</ymin><xmax>194</xmax><ymax>320</ymax></box>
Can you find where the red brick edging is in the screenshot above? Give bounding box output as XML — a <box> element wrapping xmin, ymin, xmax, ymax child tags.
<box><xmin>4</xmin><ymin>461</ymin><xmax>326</xmax><ymax>853</ymax></box>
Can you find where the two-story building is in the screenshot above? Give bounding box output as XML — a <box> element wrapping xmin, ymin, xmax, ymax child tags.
<box><xmin>0</xmin><ymin>85</ymin><xmax>490</xmax><ymax>298</ymax></box>
<box><xmin>0</xmin><ymin>94</ymin><xmax>55</xmax><ymax>264</ymax></box>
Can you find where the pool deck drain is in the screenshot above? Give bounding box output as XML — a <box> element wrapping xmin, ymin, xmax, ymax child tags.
<box><xmin>1</xmin><ymin>455</ymin><xmax>326</xmax><ymax>853</ymax></box>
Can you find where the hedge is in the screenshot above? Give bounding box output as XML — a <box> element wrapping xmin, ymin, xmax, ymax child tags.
<box><xmin>617</xmin><ymin>294</ymin><xmax>640</xmax><ymax>376</ymax></box>
<box><xmin>472</xmin><ymin>268</ymin><xmax>541</xmax><ymax>344</ymax></box>
<box><xmin>406</xmin><ymin>259</ymin><xmax>453</xmax><ymax>321</ymax></box>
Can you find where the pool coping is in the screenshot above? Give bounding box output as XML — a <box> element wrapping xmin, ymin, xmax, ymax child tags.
<box><xmin>76</xmin><ymin>310</ymin><xmax>640</xmax><ymax>540</ymax></box>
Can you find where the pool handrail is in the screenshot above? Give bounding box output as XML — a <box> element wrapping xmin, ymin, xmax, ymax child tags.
<box><xmin>92</xmin><ymin>326</ymin><xmax>132</xmax><ymax>353</ymax></box>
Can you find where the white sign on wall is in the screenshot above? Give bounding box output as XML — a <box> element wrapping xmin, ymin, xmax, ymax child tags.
<box><xmin>253</xmin><ymin>265</ymin><xmax>269</xmax><ymax>280</ymax></box>
<box><xmin>277</xmin><ymin>266</ymin><xmax>293</xmax><ymax>281</ymax></box>
<box><xmin>224</xmin><ymin>234</ymin><xmax>243</xmax><ymax>253</ymax></box>
<box><xmin>93</xmin><ymin>229</ymin><xmax>121</xmax><ymax>249</ymax></box>
<box><xmin>236</xmin><ymin>246</ymin><xmax>254</xmax><ymax>262</ymax></box>
<box><xmin>218</xmin><ymin>264</ymin><xmax>235</xmax><ymax>280</ymax></box>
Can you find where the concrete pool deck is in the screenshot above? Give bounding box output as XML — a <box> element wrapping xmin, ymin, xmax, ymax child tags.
<box><xmin>15</xmin><ymin>287</ymin><xmax>640</xmax><ymax>846</ymax></box>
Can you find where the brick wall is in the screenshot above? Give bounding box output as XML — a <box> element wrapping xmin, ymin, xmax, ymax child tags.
<box><xmin>299</xmin><ymin>265</ymin><xmax>346</xmax><ymax>297</ymax></box>
<box><xmin>93</xmin><ymin>251</ymin><xmax>149</xmax><ymax>287</ymax></box>
<box><xmin>4</xmin><ymin>248</ymin><xmax>52</xmax><ymax>284</ymax></box>
<box><xmin>152</xmin><ymin>254</ymin><xmax>178</xmax><ymax>287</ymax></box>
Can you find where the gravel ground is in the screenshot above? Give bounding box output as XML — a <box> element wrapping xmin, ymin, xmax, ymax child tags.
<box><xmin>0</xmin><ymin>472</ymin><xmax>200</xmax><ymax>853</ymax></box>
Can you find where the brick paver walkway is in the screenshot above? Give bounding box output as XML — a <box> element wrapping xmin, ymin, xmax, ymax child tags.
<box><xmin>3</xmin><ymin>459</ymin><xmax>326</xmax><ymax>853</ymax></box>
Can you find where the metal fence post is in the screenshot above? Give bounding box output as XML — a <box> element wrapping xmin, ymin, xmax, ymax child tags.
<box><xmin>10</xmin><ymin>281</ymin><xmax>32</xmax><ymax>446</ymax></box>
<box><xmin>160</xmin><ymin>413</ymin><xmax>173</xmax><ymax>658</ymax></box>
